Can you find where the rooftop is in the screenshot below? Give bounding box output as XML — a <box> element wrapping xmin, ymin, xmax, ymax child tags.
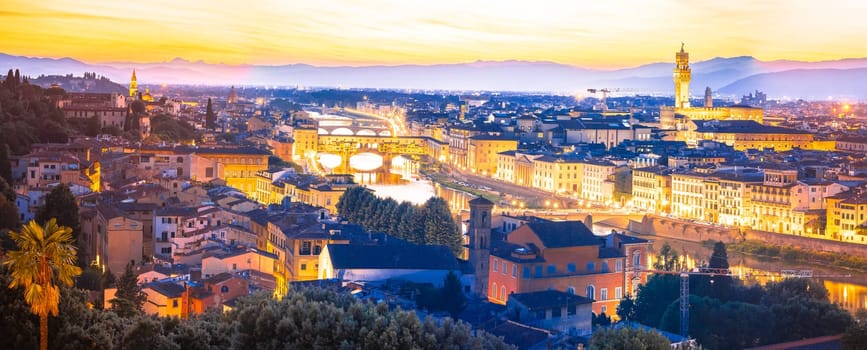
<box><xmin>510</xmin><ymin>290</ymin><xmax>593</xmax><ymax>310</ymax></box>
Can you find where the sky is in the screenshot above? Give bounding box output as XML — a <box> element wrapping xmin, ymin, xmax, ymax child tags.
<box><xmin>1</xmin><ymin>0</ymin><xmax>866</xmax><ymax>68</ymax></box>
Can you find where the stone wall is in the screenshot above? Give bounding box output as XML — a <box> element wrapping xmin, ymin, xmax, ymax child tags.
<box><xmin>743</xmin><ymin>229</ymin><xmax>867</xmax><ymax>259</ymax></box>
<box><xmin>628</xmin><ymin>214</ymin><xmax>740</xmax><ymax>243</ymax></box>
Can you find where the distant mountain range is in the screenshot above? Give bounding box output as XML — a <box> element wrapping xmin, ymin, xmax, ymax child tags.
<box><xmin>2</xmin><ymin>53</ymin><xmax>867</xmax><ymax>99</ymax></box>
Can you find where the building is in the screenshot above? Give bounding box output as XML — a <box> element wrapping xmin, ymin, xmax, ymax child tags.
<box><xmin>467</xmin><ymin>135</ymin><xmax>518</xmax><ymax>177</ymax></box>
<box><xmin>506</xmin><ymin>290</ymin><xmax>593</xmax><ymax>335</ymax></box>
<box><xmin>318</xmin><ymin>243</ymin><xmax>460</xmax><ymax>286</ymax></box>
<box><xmin>660</xmin><ymin>44</ymin><xmax>764</xmax><ymax>130</ymax></box>
<box><xmin>683</xmin><ymin>120</ymin><xmax>813</xmax><ymax>151</ymax></box>
<box><xmin>580</xmin><ymin>160</ymin><xmax>619</xmax><ymax>203</ymax></box>
<box><xmin>631</xmin><ymin>166</ymin><xmax>672</xmax><ymax>213</ymax></box>
<box><xmin>129</xmin><ymin>69</ymin><xmax>137</xmax><ymax>98</ymax></box>
<box><xmin>488</xmin><ymin>219</ymin><xmax>650</xmax><ymax>316</ymax></box>
<box><xmin>468</xmin><ymin>197</ymin><xmax>494</xmax><ymax>297</ymax></box>
<box><xmin>825</xmin><ymin>188</ymin><xmax>867</xmax><ymax>244</ymax></box>
<box><xmin>142</xmin><ymin>281</ymin><xmax>186</xmax><ymax>318</ymax></box>
<box><xmin>531</xmin><ymin>156</ymin><xmax>584</xmax><ymax>196</ymax></box>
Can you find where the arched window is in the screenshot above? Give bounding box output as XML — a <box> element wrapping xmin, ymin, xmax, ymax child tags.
<box><xmin>633</xmin><ymin>251</ymin><xmax>641</xmax><ymax>267</ymax></box>
<box><xmin>586</xmin><ymin>285</ymin><xmax>596</xmax><ymax>300</ymax></box>
<box><xmin>491</xmin><ymin>283</ymin><xmax>497</xmax><ymax>298</ymax></box>
<box><xmin>500</xmin><ymin>286</ymin><xmax>506</xmax><ymax>300</ymax></box>
<box><xmin>220</xmin><ymin>286</ymin><xmax>229</xmax><ymax>293</ymax></box>
<box><xmin>566</xmin><ymin>286</ymin><xmax>576</xmax><ymax>295</ymax></box>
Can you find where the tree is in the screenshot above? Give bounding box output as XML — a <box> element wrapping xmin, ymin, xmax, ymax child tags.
<box><xmin>441</xmin><ymin>271</ymin><xmax>466</xmax><ymax>318</ymax></box>
<box><xmin>0</xmin><ymin>143</ymin><xmax>11</xmax><ymax>184</ymax></box>
<box><xmin>35</xmin><ymin>183</ymin><xmax>80</xmax><ymax>241</ymax></box>
<box><xmin>616</xmin><ymin>293</ymin><xmax>637</xmax><ymax>322</ymax></box>
<box><xmin>693</xmin><ymin>241</ymin><xmax>733</xmax><ymax>301</ymax></box>
<box><xmin>421</xmin><ymin>197</ymin><xmax>462</xmax><ymax>254</ymax></box>
<box><xmin>842</xmin><ymin>309</ymin><xmax>867</xmax><ymax>350</ymax></box>
<box><xmin>0</xmin><ymin>195</ymin><xmax>21</xmax><ymax>249</ymax></box>
<box><xmin>3</xmin><ymin>219</ymin><xmax>83</xmax><ymax>350</ymax></box>
<box><xmin>632</xmin><ymin>274</ymin><xmax>679</xmax><ymax>328</ymax></box>
<box><xmin>111</xmin><ymin>261</ymin><xmax>146</xmax><ymax>317</ymax></box>
<box><xmin>205</xmin><ymin>98</ymin><xmax>216</xmax><ymax>130</ymax></box>
<box><xmin>589</xmin><ymin>327</ymin><xmax>671</xmax><ymax>350</ymax></box>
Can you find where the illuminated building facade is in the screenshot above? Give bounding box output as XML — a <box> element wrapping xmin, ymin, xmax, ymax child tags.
<box><xmin>467</xmin><ymin>135</ymin><xmax>518</xmax><ymax>177</ymax></box>
<box><xmin>488</xmin><ymin>220</ymin><xmax>650</xmax><ymax>316</ymax></box>
<box><xmin>631</xmin><ymin>166</ymin><xmax>672</xmax><ymax>213</ymax></box>
<box><xmin>683</xmin><ymin>120</ymin><xmax>814</xmax><ymax>151</ymax></box>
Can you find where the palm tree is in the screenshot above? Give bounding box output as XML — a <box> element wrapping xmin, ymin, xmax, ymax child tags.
<box><xmin>3</xmin><ymin>219</ymin><xmax>82</xmax><ymax>350</ymax></box>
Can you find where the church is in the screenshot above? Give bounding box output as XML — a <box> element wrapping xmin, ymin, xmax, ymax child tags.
<box><xmin>659</xmin><ymin>44</ymin><xmax>763</xmax><ymax>130</ymax></box>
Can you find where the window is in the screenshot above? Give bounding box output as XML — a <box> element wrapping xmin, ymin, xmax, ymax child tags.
<box><xmin>586</xmin><ymin>285</ymin><xmax>595</xmax><ymax>300</ymax></box>
<box><xmin>534</xmin><ymin>266</ymin><xmax>543</xmax><ymax>277</ymax></box>
<box><xmin>586</xmin><ymin>262</ymin><xmax>595</xmax><ymax>272</ymax></box>
<box><xmin>633</xmin><ymin>251</ymin><xmax>641</xmax><ymax>267</ymax></box>
<box><xmin>172</xmin><ymin>299</ymin><xmax>179</xmax><ymax>308</ymax></box>
<box><xmin>601</xmin><ymin>261</ymin><xmax>610</xmax><ymax>273</ymax></box>
<box><xmin>567</xmin><ymin>304</ymin><xmax>576</xmax><ymax>316</ymax></box>
<box><xmin>567</xmin><ymin>263</ymin><xmax>577</xmax><ymax>273</ymax></box>
<box><xmin>616</xmin><ymin>260</ymin><xmax>623</xmax><ymax>272</ymax></box>
<box><xmin>512</xmin><ymin>265</ymin><xmax>517</xmax><ymax>278</ymax></box>
<box><xmin>523</xmin><ymin>266</ymin><xmax>531</xmax><ymax>278</ymax></box>
<box><xmin>300</xmin><ymin>263</ymin><xmax>308</xmax><ymax>271</ymax></box>
<box><xmin>566</xmin><ymin>286</ymin><xmax>576</xmax><ymax>295</ymax></box>
<box><xmin>601</xmin><ymin>305</ymin><xmax>608</xmax><ymax>315</ymax></box>
<box><xmin>492</xmin><ymin>283</ymin><xmax>497</xmax><ymax>298</ymax></box>
<box><xmin>552</xmin><ymin>306</ymin><xmax>562</xmax><ymax>318</ymax></box>
<box><xmin>493</xmin><ymin>259</ymin><xmax>499</xmax><ymax>272</ymax></box>
<box><xmin>615</xmin><ymin>287</ymin><xmax>622</xmax><ymax>299</ymax></box>
<box><xmin>601</xmin><ymin>288</ymin><xmax>608</xmax><ymax>300</ymax></box>
<box><xmin>232</xmin><ymin>263</ymin><xmax>237</xmax><ymax>270</ymax></box>
<box><xmin>546</xmin><ymin>264</ymin><xmax>556</xmax><ymax>274</ymax></box>
<box><xmin>500</xmin><ymin>286</ymin><xmax>506</xmax><ymax>300</ymax></box>
<box><xmin>502</xmin><ymin>261</ymin><xmax>507</xmax><ymax>275</ymax></box>
<box><xmin>221</xmin><ymin>286</ymin><xmax>229</xmax><ymax>293</ymax></box>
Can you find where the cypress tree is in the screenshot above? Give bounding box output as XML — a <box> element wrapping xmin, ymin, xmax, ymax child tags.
<box><xmin>205</xmin><ymin>98</ymin><xmax>216</xmax><ymax>129</ymax></box>
<box><xmin>0</xmin><ymin>143</ymin><xmax>12</xmax><ymax>185</ymax></box>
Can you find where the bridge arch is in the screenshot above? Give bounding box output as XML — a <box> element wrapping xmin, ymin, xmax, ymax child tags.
<box><xmin>331</xmin><ymin>127</ymin><xmax>354</xmax><ymax>136</ymax></box>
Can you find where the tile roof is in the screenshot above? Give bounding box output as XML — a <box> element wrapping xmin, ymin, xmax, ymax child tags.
<box><xmin>524</xmin><ymin>221</ymin><xmax>600</xmax><ymax>248</ymax></box>
<box><xmin>510</xmin><ymin>290</ymin><xmax>593</xmax><ymax>310</ymax></box>
<box><xmin>325</xmin><ymin>243</ymin><xmax>459</xmax><ymax>270</ymax></box>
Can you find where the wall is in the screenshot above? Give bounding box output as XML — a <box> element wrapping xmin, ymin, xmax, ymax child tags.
<box><xmin>628</xmin><ymin>215</ymin><xmax>741</xmax><ymax>243</ymax></box>
<box><xmin>743</xmin><ymin>229</ymin><xmax>867</xmax><ymax>258</ymax></box>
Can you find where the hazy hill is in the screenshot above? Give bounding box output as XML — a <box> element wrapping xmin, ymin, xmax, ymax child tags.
<box><xmin>4</xmin><ymin>52</ymin><xmax>867</xmax><ymax>98</ymax></box>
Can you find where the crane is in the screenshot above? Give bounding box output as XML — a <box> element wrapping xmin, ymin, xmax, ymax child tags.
<box><xmin>586</xmin><ymin>88</ymin><xmax>638</xmax><ymax>112</ymax></box>
<box><xmin>635</xmin><ymin>266</ymin><xmax>853</xmax><ymax>338</ymax></box>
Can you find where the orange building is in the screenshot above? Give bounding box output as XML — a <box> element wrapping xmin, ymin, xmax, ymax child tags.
<box><xmin>488</xmin><ymin>220</ymin><xmax>649</xmax><ymax>316</ymax></box>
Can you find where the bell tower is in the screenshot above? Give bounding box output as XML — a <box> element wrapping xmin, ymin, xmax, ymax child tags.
<box><xmin>468</xmin><ymin>196</ymin><xmax>493</xmax><ymax>297</ymax></box>
<box><xmin>129</xmin><ymin>69</ymin><xmax>138</xmax><ymax>98</ymax></box>
<box><xmin>673</xmin><ymin>43</ymin><xmax>691</xmax><ymax>109</ymax></box>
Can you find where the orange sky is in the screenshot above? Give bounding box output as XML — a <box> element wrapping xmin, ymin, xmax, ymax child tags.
<box><xmin>1</xmin><ymin>0</ymin><xmax>865</xmax><ymax>68</ymax></box>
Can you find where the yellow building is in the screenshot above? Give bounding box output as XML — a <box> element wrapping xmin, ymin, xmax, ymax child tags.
<box><xmin>670</xmin><ymin>172</ymin><xmax>709</xmax><ymax>221</ymax></box>
<box><xmin>255</xmin><ymin>169</ymin><xmax>289</xmax><ymax>205</ymax></box>
<box><xmin>467</xmin><ymin>135</ymin><xmax>518</xmax><ymax>177</ymax></box>
<box><xmin>292</xmin><ymin>127</ymin><xmax>320</xmax><ymax>161</ymax></box>
<box><xmin>661</xmin><ymin>44</ymin><xmax>764</xmax><ymax>130</ymax></box>
<box><xmin>129</xmin><ymin>69</ymin><xmax>137</xmax><ymax>98</ymax></box>
<box><xmin>825</xmin><ymin>190</ymin><xmax>867</xmax><ymax>244</ymax></box>
<box><xmin>496</xmin><ymin>151</ymin><xmax>517</xmax><ymax>183</ymax></box>
<box><xmin>747</xmin><ymin>168</ymin><xmax>812</xmax><ymax>235</ymax></box>
<box><xmin>683</xmin><ymin>120</ymin><xmax>813</xmax><ymax>151</ymax></box>
<box><xmin>631</xmin><ymin>166</ymin><xmax>672</xmax><ymax>213</ymax></box>
<box><xmin>194</xmin><ymin>147</ymin><xmax>270</xmax><ymax>198</ymax></box>
<box><xmin>580</xmin><ymin>160</ymin><xmax>619</xmax><ymax>203</ymax></box>
<box><xmin>716</xmin><ymin>173</ymin><xmax>763</xmax><ymax>227</ymax></box>
<box><xmin>531</xmin><ymin>156</ymin><xmax>584</xmax><ymax>196</ymax></box>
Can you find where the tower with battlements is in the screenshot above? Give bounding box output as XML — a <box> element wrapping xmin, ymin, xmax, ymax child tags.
<box><xmin>673</xmin><ymin>43</ymin><xmax>691</xmax><ymax>109</ymax></box>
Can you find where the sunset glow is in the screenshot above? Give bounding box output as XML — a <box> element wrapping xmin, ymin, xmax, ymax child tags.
<box><xmin>2</xmin><ymin>0</ymin><xmax>867</xmax><ymax>67</ymax></box>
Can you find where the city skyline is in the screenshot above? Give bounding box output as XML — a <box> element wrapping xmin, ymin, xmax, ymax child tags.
<box><xmin>2</xmin><ymin>0</ymin><xmax>867</xmax><ymax>68</ymax></box>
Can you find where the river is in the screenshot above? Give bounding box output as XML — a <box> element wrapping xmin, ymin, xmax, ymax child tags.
<box><xmin>644</xmin><ymin>235</ymin><xmax>867</xmax><ymax>314</ymax></box>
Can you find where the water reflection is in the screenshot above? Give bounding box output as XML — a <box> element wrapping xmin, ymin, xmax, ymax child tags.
<box><xmin>647</xmin><ymin>238</ymin><xmax>867</xmax><ymax>314</ymax></box>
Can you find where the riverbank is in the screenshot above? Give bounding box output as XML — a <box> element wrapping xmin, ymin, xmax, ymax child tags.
<box><xmin>714</xmin><ymin>239</ymin><xmax>867</xmax><ymax>272</ymax></box>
